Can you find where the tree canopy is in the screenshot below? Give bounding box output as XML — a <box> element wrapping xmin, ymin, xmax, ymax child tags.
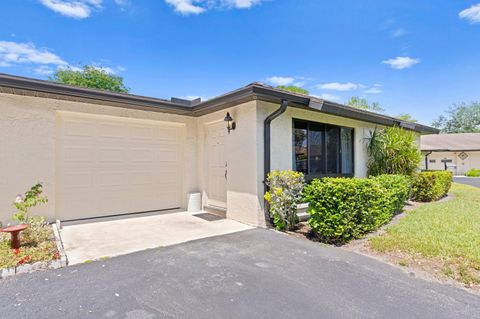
<box><xmin>51</xmin><ymin>65</ymin><xmax>129</xmax><ymax>93</ymax></box>
<box><xmin>396</xmin><ymin>113</ymin><xmax>417</xmax><ymax>123</ymax></box>
<box><xmin>345</xmin><ymin>97</ymin><xmax>384</xmax><ymax>113</ymax></box>
<box><xmin>276</xmin><ymin>85</ymin><xmax>309</xmax><ymax>95</ymax></box>
<box><xmin>432</xmin><ymin>102</ymin><xmax>480</xmax><ymax>133</ymax></box>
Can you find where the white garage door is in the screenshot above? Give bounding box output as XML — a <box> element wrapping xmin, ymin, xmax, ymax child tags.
<box><xmin>56</xmin><ymin>112</ymin><xmax>183</xmax><ymax>221</ymax></box>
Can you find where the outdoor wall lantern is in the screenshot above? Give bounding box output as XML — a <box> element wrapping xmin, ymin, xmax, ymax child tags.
<box><xmin>224</xmin><ymin>112</ymin><xmax>236</xmax><ymax>134</ymax></box>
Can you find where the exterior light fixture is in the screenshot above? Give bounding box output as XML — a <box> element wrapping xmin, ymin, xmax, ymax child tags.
<box><xmin>224</xmin><ymin>112</ymin><xmax>236</xmax><ymax>134</ymax></box>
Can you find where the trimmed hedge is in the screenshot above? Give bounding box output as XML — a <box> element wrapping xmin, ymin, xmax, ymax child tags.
<box><xmin>410</xmin><ymin>171</ymin><xmax>453</xmax><ymax>202</ymax></box>
<box><xmin>466</xmin><ymin>169</ymin><xmax>480</xmax><ymax>177</ymax></box>
<box><xmin>371</xmin><ymin>174</ymin><xmax>412</xmax><ymax>211</ymax></box>
<box><xmin>303</xmin><ymin>175</ymin><xmax>411</xmax><ymax>244</ymax></box>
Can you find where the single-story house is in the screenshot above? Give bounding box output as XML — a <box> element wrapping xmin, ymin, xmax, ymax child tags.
<box><xmin>421</xmin><ymin>133</ymin><xmax>480</xmax><ymax>175</ymax></box>
<box><xmin>0</xmin><ymin>73</ymin><xmax>438</xmax><ymax>226</ymax></box>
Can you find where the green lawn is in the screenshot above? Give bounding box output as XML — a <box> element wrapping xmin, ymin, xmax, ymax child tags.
<box><xmin>370</xmin><ymin>183</ymin><xmax>480</xmax><ymax>285</ymax></box>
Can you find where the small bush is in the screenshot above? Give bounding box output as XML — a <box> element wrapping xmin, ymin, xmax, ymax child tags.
<box><xmin>410</xmin><ymin>171</ymin><xmax>453</xmax><ymax>202</ymax></box>
<box><xmin>264</xmin><ymin>170</ymin><xmax>305</xmax><ymax>231</ymax></box>
<box><xmin>303</xmin><ymin>176</ymin><xmax>411</xmax><ymax>244</ymax></box>
<box><xmin>370</xmin><ymin>175</ymin><xmax>412</xmax><ymax>211</ymax></box>
<box><xmin>466</xmin><ymin>169</ymin><xmax>480</xmax><ymax>177</ymax></box>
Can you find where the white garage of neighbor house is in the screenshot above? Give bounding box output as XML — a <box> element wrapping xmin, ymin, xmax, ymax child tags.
<box><xmin>0</xmin><ymin>73</ymin><xmax>438</xmax><ymax>226</ymax></box>
<box><xmin>421</xmin><ymin>133</ymin><xmax>480</xmax><ymax>175</ymax></box>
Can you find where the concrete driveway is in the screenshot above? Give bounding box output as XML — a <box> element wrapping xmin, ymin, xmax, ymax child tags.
<box><xmin>60</xmin><ymin>211</ymin><xmax>252</xmax><ymax>265</ymax></box>
<box><xmin>454</xmin><ymin>176</ymin><xmax>480</xmax><ymax>188</ymax></box>
<box><xmin>1</xmin><ymin>229</ymin><xmax>479</xmax><ymax>319</ymax></box>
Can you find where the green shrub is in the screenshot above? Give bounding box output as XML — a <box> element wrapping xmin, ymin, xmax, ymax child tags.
<box><xmin>303</xmin><ymin>177</ymin><xmax>406</xmax><ymax>244</ymax></box>
<box><xmin>264</xmin><ymin>170</ymin><xmax>305</xmax><ymax>231</ymax></box>
<box><xmin>371</xmin><ymin>174</ymin><xmax>412</xmax><ymax>211</ymax></box>
<box><xmin>366</xmin><ymin>127</ymin><xmax>421</xmax><ymax>176</ymax></box>
<box><xmin>466</xmin><ymin>169</ymin><xmax>480</xmax><ymax>177</ymax></box>
<box><xmin>411</xmin><ymin>171</ymin><xmax>453</xmax><ymax>202</ymax></box>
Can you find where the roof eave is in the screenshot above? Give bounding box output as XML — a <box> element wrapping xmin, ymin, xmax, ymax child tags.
<box><xmin>0</xmin><ymin>73</ymin><xmax>193</xmax><ymax>115</ymax></box>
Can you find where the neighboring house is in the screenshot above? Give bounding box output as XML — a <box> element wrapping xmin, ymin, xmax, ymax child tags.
<box><xmin>0</xmin><ymin>73</ymin><xmax>437</xmax><ymax>226</ymax></box>
<box><xmin>421</xmin><ymin>133</ymin><xmax>480</xmax><ymax>175</ymax></box>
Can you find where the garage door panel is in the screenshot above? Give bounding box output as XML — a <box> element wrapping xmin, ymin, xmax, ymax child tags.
<box><xmin>98</xmin><ymin>123</ymin><xmax>128</xmax><ymax>139</ymax></box>
<box><xmin>62</xmin><ymin>146</ymin><xmax>93</xmax><ymax>162</ymax></box>
<box><xmin>57</xmin><ymin>113</ymin><xmax>183</xmax><ymax>221</ymax></box>
<box><xmin>64</xmin><ymin>119</ymin><xmax>96</xmax><ymax>137</ymax></box>
<box><xmin>98</xmin><ymin>171</ymin><xmax>126</xmax><ymax>188</ymax></box>
<box><xmin>63</xmin><ymin>172</ymin><xmax>93</xmax><ymax>189</ymax></box>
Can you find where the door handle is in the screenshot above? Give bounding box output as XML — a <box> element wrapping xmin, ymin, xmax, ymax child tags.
<box><xmin>225</xmin><ymin>170</ymin><xmax>227</xmax><ymax>180</ymax></box>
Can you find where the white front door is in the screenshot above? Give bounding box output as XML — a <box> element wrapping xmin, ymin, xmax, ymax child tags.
<box><xmin>205</xmin><ymin>122</ymin><xmax>227</xmax><ymax>208</ymax></box>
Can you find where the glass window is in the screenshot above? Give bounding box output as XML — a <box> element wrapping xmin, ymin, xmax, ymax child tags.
<box><xmin>326</xmin><ymin>126</ymin><xmax>340</xmax><ymax>174</ymax></box>
<box><xmin>309</xmin><ymin>123</ymin><xmax>324</xmax><ymax>174</ymax></box>
<box><xmin>292</xmin><ymin>120</ymin><xmax>354</xmax><ymax>177</ymax></box>
<box><xmin>293</xmin><ymin>122</ymin><xmax>308</xmax><ymax>174</ymax></box>
<box><xmin>341</xmin><ymin>128</ymin><xmax>354</xmax><ymax>175</ymax></box>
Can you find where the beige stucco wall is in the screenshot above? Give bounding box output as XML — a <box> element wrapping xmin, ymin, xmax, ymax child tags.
<box><xmin>0</xmin><ymin>93</ymin><xmax>197</xmax><ymax>225</ymax></box>
<box><xmin>0</xmin><ymin>92</ymin><xmax>419</xmax><ymax>227</ymax></box>
<box><xmin>423</xmin><ymin>151</ymin><xmax>480</xmax><ymax>175</ymax></box>
<box><xmin>197</xmin><ymin>101</ymin><xmax>265</xmax><ymax>227</ymax></box>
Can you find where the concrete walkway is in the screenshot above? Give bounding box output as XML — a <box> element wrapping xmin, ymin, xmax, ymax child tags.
<box><xmin>454</xmin><ymin>176</ymin><xmax>480</xmax><ymax>188</ymax></box>
<box><xmin>60</xmin><ymin>211</ymin><xmax>252</xmax><ymax>265</ymax></box>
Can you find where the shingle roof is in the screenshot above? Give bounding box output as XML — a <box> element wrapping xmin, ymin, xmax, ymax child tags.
<box><xmin>421</xmin><ymin>133</ymin><xmax>480</xmax><ymax>151</ymax></box>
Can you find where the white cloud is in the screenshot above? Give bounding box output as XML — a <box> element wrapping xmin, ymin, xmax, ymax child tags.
<box><xmin>33</xmin><ymin>65</ymin><xmax>55</xmax><ymax>76</ymax></box>
<box><xmin>59</xmin><ymin>65</ymin><xmax>83</xmax><ymax>72</ymax></box>
<box><xmin>391</xmin><ymin>28</ymin><xmax>407</xmax><ymax>38</ymax></box>
<box><xmin>317</xmin><ymin>82</ymin><xmax>364</xmax><ymax>91</ymax></box>
<box><xmin>363</xmin><ymin>84</ymin><xmax>383</xmax><ymax>94</ymax></box>
<box><xmin>459</xmin><ymin>3</ymin><xmax>480</xmax><ymax>24</ymax></box>
<box><xmin>164</xmin><ymin>0</ymin><xmax>264</xmax><ymax>15</ymax></box>
<box><xmin>92</xmin><ymin>66</ymin><xmax>115</xmax><ymax>74</ymax></box>
<box><xmin>39</xmin><ymin>0</ymin><xmax>103</xmax><ymax>19</ymax></box>
<box><xmin>266</xmin><ymin>76</ymin><xmax>295</xmax><ymax>86</ymax></box>
<box><xmin>0</xmin><ymin>41</ymin><xmax>68</xmax><ymax>68</ymax></box>
<box><xmin>319</xmin><ymin>93</ymin><xmax>341</xmax><ymax>101</ymax></box>
<box><xmin>223</xmin><ymin>0</ymin><xmax>262</xmax><ymax>9</ymax></box>
<box><xmin>0</xmin><ymin>40</ymin><xmax>123</xmax><ymax>78</ymax></box>
<box><xmin>164</xmin><ymin>0</ymin><xmax>205</xmax><ymax>15</ymax></box>
<box><xmin>382</xmin><ymin>56</ymin><xmax>420</xmax><ymax>69</ymax></box>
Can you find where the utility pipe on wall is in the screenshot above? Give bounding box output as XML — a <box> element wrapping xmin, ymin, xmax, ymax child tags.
<box><xmin>424</xmin><ymin>151</ymin><xmax>432</xmax><ymax>170</ymax></box>
<box><xmin>263</xmin><ymin>99</ymin><xmax>289</xmax><ymax>226</ymax></box>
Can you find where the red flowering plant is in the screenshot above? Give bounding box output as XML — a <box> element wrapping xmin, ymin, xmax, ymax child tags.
<box><xmin>0</xmin><ymin>183</ymin><xmax>57</xmax><ymax>269</ymax></box>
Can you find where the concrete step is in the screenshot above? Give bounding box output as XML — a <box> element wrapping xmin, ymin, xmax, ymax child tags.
<box><xmin>204</xmin><ymin>205</ymin><xmax>227</xmax><ymax>218</ymax></box>
<box><xmin>297</xmin><ymin>203</ymin><xmax>309</xmax><ymax>222</ymax></box>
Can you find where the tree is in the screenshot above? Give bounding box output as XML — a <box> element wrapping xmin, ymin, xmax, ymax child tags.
<box><xmin>432</xmin><ymin>102</ymin><xmax>480</xmax><ymax>133</ymax></box>
<box><xmin>51</xmin><ymin>65</ymin><xmax>129</xmax><ymax>93</ymax></box>
<box><xmin>346</xmin><ymin>97</ymin><xmax>384</xmax><ymax>113</ymax></box>
<box><xmin>396</xmin><ymin>113</ymin><xmax>417</xmax><ymax>123</ymax></box>
<box><xmin>276</xmin><ymin>85</ymin><xmax>309</xmax><ymax>95</ymax></box>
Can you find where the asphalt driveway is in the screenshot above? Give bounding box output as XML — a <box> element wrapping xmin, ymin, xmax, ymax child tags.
<box><xmin>1</xmin><ymin>229</ymin><xmax>479</xmax><ymax>319</ymax></box>
<box><xmin>454</xmin><ymin>176</ymin><xmax>480</xmax><ymax>188</ymax></box>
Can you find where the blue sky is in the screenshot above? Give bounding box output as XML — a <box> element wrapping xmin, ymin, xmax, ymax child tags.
<box><xmin>1</xmin><ymin>1</ymin><xmax>480</xmax><ymax>125</ymax></box>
